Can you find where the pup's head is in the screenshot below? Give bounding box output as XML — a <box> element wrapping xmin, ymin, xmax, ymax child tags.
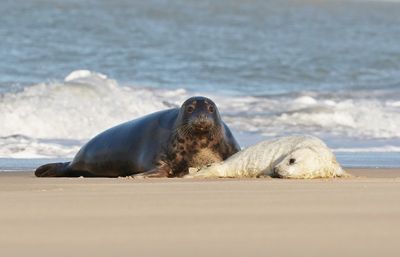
<box><xmin>273</xmin><ymin>147</ymin><xmax>344</xmax><ymax>179</ymax></box>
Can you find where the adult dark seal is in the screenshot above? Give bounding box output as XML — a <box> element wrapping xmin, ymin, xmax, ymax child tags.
<box><xmin>35</xmin><ymin>96</ymin><xmax>241</xmax><ymax>178</ymax></box>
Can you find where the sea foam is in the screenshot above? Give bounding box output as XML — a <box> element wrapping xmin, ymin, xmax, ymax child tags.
<box><xmin>0</xmin><ymin>70</ymin><xmax>186</xmax><ymax>140</ymax></box>
<box><xmin>1</xmin><ymin>70</ymin><xmax>399</xmax><ymax>158</ymax></box>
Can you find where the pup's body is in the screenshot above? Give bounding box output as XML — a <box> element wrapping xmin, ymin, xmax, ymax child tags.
<box><xmin>187</xmin><ymin>135</ymin><xmax>347</xmax><ymax>179</ymax></box>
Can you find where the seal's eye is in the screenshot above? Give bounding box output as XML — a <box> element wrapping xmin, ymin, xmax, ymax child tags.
<box><xmin>289</xmin><ymin>158</ymin><xmax>296</xmax><ymax>165</ymax></box>
<box><xmin>186</xmin><ymin>106</ymin><xmax>194</xmax><ymax>113</ymax></box>
<box><xmin>208</xmin><ymin>105</ymin><xmax>215</xmax><ymax>113</ymax></box>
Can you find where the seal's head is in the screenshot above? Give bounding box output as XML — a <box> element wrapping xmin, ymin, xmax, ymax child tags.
<box><xmin>177</xmin><ymin>96</ymin><xmax>221</xmax><ymax>134</ymax></box>
<box><xmin>272</xmin><ymin>147</ymin><xmax>344</xmax><ymax>179</ymax></box>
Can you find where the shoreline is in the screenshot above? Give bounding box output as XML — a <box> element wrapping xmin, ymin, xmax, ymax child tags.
<box><xmin>2</xmin><ymin>151</ymin><xmax>400</xmax><ymax>171</ymax></box>
<box><xmin>345</xmin><ymin>168</ymin><xmax>400</xmax><ymax>178</ymax></box>
<box><xmin>1</xmin><ymin>167</ymin><xmax>399</xmax><ymax>177</ymax></box>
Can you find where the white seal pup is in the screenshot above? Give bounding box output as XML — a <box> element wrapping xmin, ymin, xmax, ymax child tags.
<box><xmin>186</xmin><ymin>135</ymin><xmax>347</xmax><ymax>179</ymax></box>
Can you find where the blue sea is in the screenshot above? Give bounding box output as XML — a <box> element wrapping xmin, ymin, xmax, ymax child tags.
<box><xmin>1</xmin><ymin>0</ymin><xmax>400</xmax><ymax>169</ymax></box>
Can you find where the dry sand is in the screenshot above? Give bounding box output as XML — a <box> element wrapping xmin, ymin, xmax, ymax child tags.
<box><xmin>1</xmin><ymin>168</ymin><xmax>400</xmax><ymax>257</ymax></box>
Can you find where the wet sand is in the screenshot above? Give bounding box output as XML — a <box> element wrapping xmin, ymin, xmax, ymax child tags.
<box><xmin>1</xmin><ymin>168</ymin><xmax>400</xmax><ymax>257</ymax></box>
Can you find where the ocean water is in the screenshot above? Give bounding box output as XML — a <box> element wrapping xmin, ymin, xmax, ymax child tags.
<box><xmin>1</xmin><ymin>0</ymin><xmax>400</xmax><ymax>169</ymax></box>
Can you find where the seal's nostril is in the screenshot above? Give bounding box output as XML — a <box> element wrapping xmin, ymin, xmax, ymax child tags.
<box><xmin>272</xmin><ymin>167</ymin><xmax>281</xmax><ymax>178</ymax></box>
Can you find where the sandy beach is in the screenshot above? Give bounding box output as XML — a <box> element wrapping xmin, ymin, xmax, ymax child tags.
<box><xmin>0</xmin><ymin>168</ymin><xmax>399</xmax><ymax>257</ymax></box>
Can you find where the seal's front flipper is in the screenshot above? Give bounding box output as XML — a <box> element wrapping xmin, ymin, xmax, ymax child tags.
<box><xmin>133</xmin><ymin>167</ymin><xmax>171</xmax><ymax>178</ymax></box>
<box><xmin>35</xmin><ymin>162</ymin><xmax>70</xmax><ymax>177</ymax></box>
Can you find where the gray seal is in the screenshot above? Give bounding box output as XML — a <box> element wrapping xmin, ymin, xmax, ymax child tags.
<box><xmin>35</xmin><ymin>96</ymin><xmax>240</xmax><ymax>177</ymax></box>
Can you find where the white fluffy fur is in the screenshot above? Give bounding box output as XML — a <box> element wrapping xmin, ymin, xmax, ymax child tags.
<box><xmin>186</xmin><ymin>135</ymin><xmax>347</xmax><ymax>179</ymax></box>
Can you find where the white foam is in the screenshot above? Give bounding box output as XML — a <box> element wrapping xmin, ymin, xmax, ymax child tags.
<box><xmin>1</xmin><ymin>70</ymin><xmax>400</xmax><ymax>158</ymax></box>
<box><xmin>214</xmin><ymin>94</ymin><xmax>400</xmax><ymax>140</ymax></box>
<box><xmin>387</xmin><ymin>101</ymin><xmax>400</xmax><ymax>107</ymax></box>
<box><xmin>0</xmin><ymin>71</ymin><xmax>187</xmax><ymax>140</ymax></box>
<box><xmin>293</xmin><ymin>96</ymin><xmax>317</xmax><ymax>105</ymax></box>
<box><xmin>0</xmin><ymin>135</ymin><xmax>81</xmax><ymax>158</ymax></box>
<box><xmin>64</xmin><ymin>70</ymin><xmax>107</xmax><ymax>82</ymax></box>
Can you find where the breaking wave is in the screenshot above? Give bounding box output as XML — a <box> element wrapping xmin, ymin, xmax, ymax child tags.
<box><xmin>1</xmin><ymin>70</ymin><xmax>399</xmax><ymax>157</ymax></box>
